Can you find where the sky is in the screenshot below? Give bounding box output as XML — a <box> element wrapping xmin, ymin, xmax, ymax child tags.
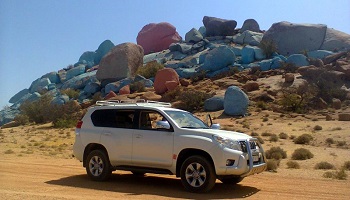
<box><xmin>1</xmin><ymin>0</ymin><xmax>350</xmax><ymax>109</ymax></box>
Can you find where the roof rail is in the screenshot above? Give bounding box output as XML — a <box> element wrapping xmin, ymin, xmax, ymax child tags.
<box><xmin>95</xmin><ymin>100</ymin><xmax>172</xmax><ymax>107</ymax></box>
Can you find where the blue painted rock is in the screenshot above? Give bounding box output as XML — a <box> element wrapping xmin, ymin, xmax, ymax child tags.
<box><xmin>175</xmin><ymin>68</ymin><xmax>197</xmax><ymax>79</ymax></box>
<box><xmin>51</xmin><ymin>94</ymin><xmax>70</xmax><ymax>105</ymax></box>
<box><xmin>0</xmin><ymin>107</ymin><xmax>20</xmax><ymax>126</ymax></box>
<box><xmin>41</xmin><ymin>72</ymin><xmax>60</xmax><ymax>84</ymax></box>
<box><xmin>241</xmin><ymin>46</ymin><xmax>255</xmax><ymax>64</ymax></box>
<box><xmin>203</xmin><ymin>16</ymin><xmax>237</xmax><ymax>36</ymax></box>
<box><xmin>252</xmin><ymin>46</ymin><xmax>266</xmax><ymax>60</ymax></box>
<box><xmin>105</xmin><ymin>78</ymin><xmax>133</xmax><ymax>94</ymax></box>
<box><xmin>200</xmin><ymin>46</ymin><xmax>235</xmax><ymax>72</ymax></box>
<box><xmin>83</xmin><ymin>82</ymin><xmax>101</xmax><ymax>94</ymax></box>
<box><xmin>78</xmin><ymin>51</ymin><xmax>96</xmax><ymax>68</ymax></box>
<box><xmin>29</xmin><ymin>78</ymin><xmax>51</xmax><ymax>93</ymax></box>
<box><xmin>94</xmin><ymin>40</ymin><xmax>115</xmax><ymax>64</ymax></box>
<box><xmin>66</xmin><ymin>65</ymin><xmax>86</xmax><ymax>81</ymax></box>
<box><xmin>286</xmin><ymin>54</ymin><xmax>309</xmax><ymax>67</ymax></box>
<box><xmin>198</xmin><ymin>26</ymin><xmax>206</xmax><ymax>37</ymax></box>
<box><xmin>204</xmin><ymin>96</ymin><xmax>224</xmax><ymax>111</ymax></box>
<box><xmin>96</xmin><ymin>43</ymin><xmax>144</xmax><ymax>81</ymax></box>
<box><xmin>308</xmin><ymin>50</ymin><xmax>334</xmax><ymax>59</ymax></box>
<box><xmin>61</xmin><ymin>71</ymin><xmax>97</xmax><ymax>90</ymax></box>
<box><xmin>263</xmin><ymin>21</ymin><xmax>327</xmax><ymax>55</ymax></box>
<box><xmin>224</xmin><ymin>86</ymin><xmax>249</xmax><ymax>116</ymax></box>
<box><xmin>9</xmin><ymin>89</ymin><xmax>30</xmax><ymax>104</ymax></box>
<box><xmin>185</xmin><ymin>28</ymin><xmax>203</xmax><ymax>43</ymax></box>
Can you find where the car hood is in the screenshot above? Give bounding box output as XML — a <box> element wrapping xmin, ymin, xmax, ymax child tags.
<box><xmin>183</xmin><ymin>128</ymin><xmax>252</xmax><ymax>141</ymax></box>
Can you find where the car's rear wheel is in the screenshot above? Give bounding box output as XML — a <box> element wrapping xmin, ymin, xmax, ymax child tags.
<box><xmin>180</xmin><ymin>155</ymin><xmax>216</xmax><ymax>193</ymax></box>
<box><xmin>86</xmin><ymin>150</ymin><xmax>112</xmax><ymax>181</ymax></box>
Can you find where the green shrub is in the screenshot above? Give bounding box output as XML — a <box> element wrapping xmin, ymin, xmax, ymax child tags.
<box><xmin>175</xmin><ymin>89</ymin><xmax>212</xmax><ymax>112</ymax></box>
<box><xmin>313</xmin><ymin>125</ymin><xmax>323</xmax><ymax>131</ymax></box>
<box><xmin>14</xmin><ymin>114</ymin><xmax>29</xmax><ymax>125</ymax></box>
<box><xmin>325</xmin><ymin>138</ymin><xmax>334</xmax><ymax>145</ymax></box>
<box><xmin>130</xmin><ymin>82</ymin><xmax>146</xmax><ymax>93</ymax></box>
<box><xmin>256</xmin><ymin>101</ymin><xmax>268</xmax><ymax>110</ymax></box>
<box><xmin>323</xmin><ymin>170</ymin><xmax>347</xmax><ymax>180</ymax></box>
<box><xmin>265</xmin><ymin>146</ymin><xmax>287</xmax><ymax>160</ymax></box>
<box><xmin>259</xmin><ymin>39</ymin><xmax>278</xmax><ymax>59</ymax></box>
<box><xmin>294</xmin><ymin>134</ymin><xmax>313</xmax><ymax>145</ymax></box>
<box><xmin>314</xmin><ymin>162</ymin><xmax>335</xmax><ymax>170</ymax></box>
<box><xmin>266</xmin><ymin>160</ymin><xmax>279</xmax><ymax>172</ymax></box>
<box><xmin>136</xmin><ymin>61</ymin><xmax>164</xmax><ymax>79</ymax></box>
<box><xmin>53</xmin><ymin>118</ymin><xmax>77</xmax><ymax>128</ymax></box>
<box><xmin>61</xmin><ymin>89</ymin><xmax>80</xmax><ymax>99</ymax></box>
<box><xmin>342</xmin><ymin>161</ymin><xmax>350</xmax><ymax>171</ymax></box>
<box><xmin>279</xmin><ymin>132</ymin><xmax>288</xmax><ymax>139</ymax></box>
<box><xmin>286</xmin><ymin>161</ymin><xmax>300</xmax><ymax>169</ymax></box>
<box><xmin>279</xmin><ymin>84</ymin><xmax>316</xmax><ymax>113</ymax></box>
<box><xmin>292</xmin><ymin>148</ymin><xmax>314</xmax><ymax>160</ymax></box>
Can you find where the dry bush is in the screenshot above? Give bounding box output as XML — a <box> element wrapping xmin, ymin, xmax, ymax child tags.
<box><xmin>279</xmin><ymin>132</ymin><xmax>288</xmax><ymax>139</ymax></box>
<box><xmin>261</xmin><ymin>132</ymin><xmax>272</xmax><ymax>137</ymax></box>
<box><xmin>294</xmin><ymin>134</ymin><xmax>313</xmax><ymax>145</ymax></box>
<box><xmin>174</xmin><ymin>89</ymin><xmax>212</xmax><ymax>112</ymax></box>
<box><xmin>269</xmin><ymin>134</ymin><xmax>279</xmax><ymax>142</ymax></box>
<box><xmin>266</xmin><ymin>160</ymin><xmax>279</xmax><ymax>172</ymax></box>
<box><xmin>4</xmin><ymin>149</ymin><xmax>15</xmax><ymax>154</ymax></box>
<box><xmin>325</xmin><ymin>138</ymin><xmax>334</xmax><ymax>145</ymax></box>
<box><xmin>323</xmin><ymin>170</ymin><xmax>348</xmax><ymax>180</ymax></box>
<box><xmin>286</xmin><ymin>161</ymin><xmax>300</xmax><ymax>169</ymax></box>
<box><xmin>292</xmin><ymin>148</ymin><xmax>314</xmax><ymax>160</ymax></box>
<box><xmin>265</xmin><ymin>146</ymin><xmax>287</xmax><ymax>160</ymax></box>
<box><xmin>313</xmin><ymin>125</ymin><xmax>323</xmax><ymax>131</ymax></box>
<box><xmin>314</xmin><ymin>162</ymin><xmax>335</xmax><ymax>170</ymax></box>
<box><xmin>259</xmin><ymin>39</ymin><xmax>278</xmax><ymax>58</ymax></box>
<box><xmin>61</xmin><ymin>88</ymin><xmax>79</xmax><ymax>99</ymax></box>
<box><xmin>279</xmin><ymin>83</ymin><xmax>316</xmax><ymax>113</ymax></box>
<box><xmin>136</xmin><ymin>61</ymin><xmax>164</xmax><ymax>79</ymax></box>
<box><xmin>129</xmin><ymin>81</ymin><xmax>146</xmax><ymax>93</ymax></box>
<box><xmin>251</xmin><ymin>132</ymin><xmax>259</xmax><ymax>136</ymax></box>
<box><xmin>255</xmin><ymin>136</ymin><xmax>264</xmax><ymax>144</ymax></box>
<box><xmin>342</xmin><ymin>161</ymin><xmax>350</xmax><ymax>171</ymax></box>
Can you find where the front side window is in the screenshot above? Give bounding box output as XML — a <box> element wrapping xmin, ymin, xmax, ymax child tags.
<box><xmin>139</xmin><ymin>110</ymin><xmax>169</xmax><ymax>130</ymax></box>
<box><xmin>164</xmin><ymin>110</ymin><xmax>209</xmax><ymax>129</ymax></box>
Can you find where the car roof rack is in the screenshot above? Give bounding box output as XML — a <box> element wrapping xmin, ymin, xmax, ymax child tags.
<box><xmin>95</xmin><ymin>99</ymin><xmax>172</xmax><ymax>107</ymax></box>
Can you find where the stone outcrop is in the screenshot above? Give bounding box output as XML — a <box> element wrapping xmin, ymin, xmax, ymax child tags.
<box><xmin>240</xmin><ymin>19</ymin><xmax>260</xmax><ymax>33</ymax></box>
<box><xmin>262</xmin><ymin>21</ymin><xmax>327</xmax><ymax>55</ymax></box>
<box><xmin>204</xmin><ymin>96</ymin><xmax>224</xmax><ymax>111</ymax></box>
<box><xmin>203</xmin><ymin>16</ymin><xmax>237</xmax><ymax>36</ymax></box>
<box><xmin>137</xmin><ymin>22</ymin><xmax>182</xmax><ymax>55</ymax></box>
<box><xmin>224</xmin><ymin>86</ymin><xmax>249</xmax><ymax>116</ymax></box>
<box><xmin>96</xmin><ymin>43</ymin><xmax>144</xmax><ymax>82</ymax></box>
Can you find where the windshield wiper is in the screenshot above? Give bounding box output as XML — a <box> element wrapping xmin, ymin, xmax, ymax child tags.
<box><xmin>181</xmin><ymin>126</ymin><xmax>209</xmax><ymax>129</ymax></box>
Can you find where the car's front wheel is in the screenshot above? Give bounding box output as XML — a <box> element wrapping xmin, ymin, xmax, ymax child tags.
<box><xmin>86</xmin><ymin>150</ymin><xmax>112</xmax><ymax>181</ymax></box>
<box><xmin>180</xmin><ymin>156</ymin><xmax>216</xmax><ymax>193</ymax></box>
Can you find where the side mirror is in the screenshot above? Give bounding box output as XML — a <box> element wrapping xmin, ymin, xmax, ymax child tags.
<box><xmin>156</xmin><ymin>121</ymin><xmax>171</xmax><ymax>130</ymax></box>
<box><xmin>211</xmin><ymin>123</ymin><xmax>221</xmax><ymax>130</ymax></box>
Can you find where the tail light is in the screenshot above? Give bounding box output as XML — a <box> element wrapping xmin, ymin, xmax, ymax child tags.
<box><xmin>76</xmin><ymin>121</ymin><xmax>83</xmax><ymax>129</ymax></box>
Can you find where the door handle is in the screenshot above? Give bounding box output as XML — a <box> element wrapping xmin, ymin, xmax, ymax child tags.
<box><xmin>103</xmin><ymin>132</ymin><xmax>111</xmax><ymax>136</ymax></box>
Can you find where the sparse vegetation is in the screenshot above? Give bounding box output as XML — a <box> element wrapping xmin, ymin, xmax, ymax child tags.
<box><xmin>255</xmin><ymin>136</ymin><xmax>264</xmax><ymax>144</ymax></box>
<box><xmin>269</xmin><ymin>134</ymin><xmax>279</xmax><ymax>142</ymax></box>
<box><xmin>175</xmin><ymin>89</ymin><xmax>212</xmax><ymax>111</ymax></box>
<box><xmin>314</xmin><ymin>162</ymin><xmax>335</xmax><ymax>170</ymax></box>
<box><xmin>259</xmin><ymin>39</ymin><xmax>278</xmax><ymax>58</ymax></box>
<box><xmin>337</xmin><ymin>141</ymin><xmax>347</xmax><ymax>147</ymax></box>
<box><xmin>136</xmin><ymin>61</ymin><xmax>164</xmax><ymax>79</ymax></box>
<box><xmin>129</xmin><ymin>81</ymin><xmax>146</xmax><ymax>93</ymax></box>
<box><xmin>266</xmin><ymin>160</ymin><xmax>279</xmax><ymax>172</ymax></box>
<box><xmin>342</xmin><ymin>161</ymin><xmax>350</xmax><ymax>171</ymax></box>
<box><xmin>279</xmin><ymin>83</ymin><xmax>316</xmax><ymax>113</ymax></box>
<box><xmin>279</xmin><ymin>132</ymin><xmax>288</xmax><ymax>139</ymax></box>
<box><xmin>294</xmin><ymin>134</ymin><xmax>313</xmax><ymax>145</ymax></box>
<box><xmin>323</xmin><ymin>170</ymin><xmax>348</xmax><ymax>180</ymax></box>
<box><xmin>61</xmin><ymin>89</ymin><xmax>80</xmax><ymax>99</ymax></box>
<box><xmin>265</xmin><ymin>146</ymin><xmax>287</xmax><ymax>160</ymax></box>
<box><xmin>261</xmin><ymin>132</ymin><xmax>272</xmax><ymax>137</ymax></box>
<box><xmin>4</xmin><ymin>149</ymin><xmax>15</xmax><ymax>154</ymax></box>
<box><xmin>313</xmin><ymin>125</ymin><xmax>322</xmax><ymax>131</ymax></box>
<box><xmin>286</xmin><ymin>161</ymin><xmax>300</xmax><ymax>169</ymax></box>
<box><xmin>292</xmin><ymin>148</ymin><xmax>314</xmax><ymax>160</ymax></box>
<box><xmin>325</xmin><ymin>138</ymin><xmax>335</xmax><ymax>145</ymax></box>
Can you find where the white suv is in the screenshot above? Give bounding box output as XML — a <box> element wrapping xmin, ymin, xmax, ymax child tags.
<box><xmin>73</xmin><ymin>100</ymin><xmax>266</xmax><ymax>193</ymax></box>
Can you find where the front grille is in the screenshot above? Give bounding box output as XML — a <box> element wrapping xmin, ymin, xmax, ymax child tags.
<box><xmin>239</xmin><ymin>141</ymin><xmax>257</xmax><ymax>152</ymax></box>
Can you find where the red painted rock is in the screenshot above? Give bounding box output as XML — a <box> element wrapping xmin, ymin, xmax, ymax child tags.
<box><xmin>154</xmin><ymin>68</ymin><xmax>179</xmax><ymax>94</ymax></box>
<box><xmin>119</xmin><ymin>85</ymin><xmax>130</xmax><ymax>95</ymax></box>
<box><xmin>165</xmin><ymin>81</ymin><xmax>179</xmax><ymax>91</ymax></box>
<box><xmin>137</xmin><ymin>22</ymin><xmax>182</xmax><ymax>55</ymax></box>
<box><xmin>104</xmin><ymin>91</ymin><xmax>117</xmax><ymax>100</ymax></box>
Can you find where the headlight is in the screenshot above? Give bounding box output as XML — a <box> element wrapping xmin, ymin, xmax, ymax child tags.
<box><xmin>212</xmin><ymin>135</ymin><xmax>242</xmax><ymax>151</ymax></box>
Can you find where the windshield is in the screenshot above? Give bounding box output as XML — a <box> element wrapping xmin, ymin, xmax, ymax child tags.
<box><xmin>164</xmin><ymin>110</ymin><xmax>209</xmax><ymax>129</ymax></box>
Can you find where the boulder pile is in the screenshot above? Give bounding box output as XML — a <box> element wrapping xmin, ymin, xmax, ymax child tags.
<box><xmin>1</xmin><ymin>16</ymin><xmax>350</xmax><ymax>126</ymax></box>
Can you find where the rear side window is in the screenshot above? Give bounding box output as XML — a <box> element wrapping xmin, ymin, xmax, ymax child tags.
<box><xmin>91</xmin><ymin>109</ymin><xmax>135</xmax><ymax>128</ymax></box>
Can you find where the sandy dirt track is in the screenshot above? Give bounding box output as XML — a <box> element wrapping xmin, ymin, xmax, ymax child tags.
<box><xmin>1</xmin><ymin>156</ymin><xmax>349</xmax><ymax>200</ymax></box>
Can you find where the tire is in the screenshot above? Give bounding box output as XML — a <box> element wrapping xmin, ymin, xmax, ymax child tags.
<box><xmin>180</xmin><ymin>156</ymin><xmax>216</xmax><ymax>193</ymax></box>
<box><xmin>219</xmin><ymin>177</ymin><xmax>244</xmax><ymax>184</ymax></box>
<box><xmin>86</xmin><ymin>150</ymin><xmax>112</xmax><ymax>181</ymax></box>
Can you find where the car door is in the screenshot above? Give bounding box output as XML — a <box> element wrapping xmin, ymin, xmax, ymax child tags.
<box><xmin>132</xmin><ymin>110</ymin><xmax>174</xmax><ymax>167</ymax></box>
<box><xmin>97</xmin><ymin>109</ymin><xmax>134</xmax><ymax>165</ymax></box>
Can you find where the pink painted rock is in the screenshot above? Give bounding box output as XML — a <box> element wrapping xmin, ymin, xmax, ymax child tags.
<box><xmin>104</xmin><ymin>91</ymin><xmax>117</xmax><ymax>100</ymax></box>
<box><xmin>154</xmin><ymin>68</ymin><xmax>179</xmax><ymax>94</ymax></box>
<box><xmin>119</xmin><ymin>85</ymin><xmax>130</xmax><ymax>95</ymax></box>
<box><xmin>165</xmin><ymin>81</ymin><xmax>179</xmax><ymax>91</ymax></box>
<box><xmin>137</xmin><ymin>22</ymin><xmax>182</xmax><ymax>55</ymax></box>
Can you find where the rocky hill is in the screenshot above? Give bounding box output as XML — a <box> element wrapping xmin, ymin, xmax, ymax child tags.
<box><xmin>1</xmin><ymin>16</ymin><xmax>350</xmax><ymax>126</ymax></box>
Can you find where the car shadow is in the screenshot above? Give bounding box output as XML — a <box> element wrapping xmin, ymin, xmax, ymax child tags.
<box><xmin>46</xmin><ymin>173</ymin><xmax>260</xmax><ymax>199</ymax></box>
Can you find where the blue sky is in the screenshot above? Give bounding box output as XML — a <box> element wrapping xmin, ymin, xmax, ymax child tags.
<box><xmin>1</xmin><ymin>0</ymin><xmax>350</xmax><ymax>108</ymax></box>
